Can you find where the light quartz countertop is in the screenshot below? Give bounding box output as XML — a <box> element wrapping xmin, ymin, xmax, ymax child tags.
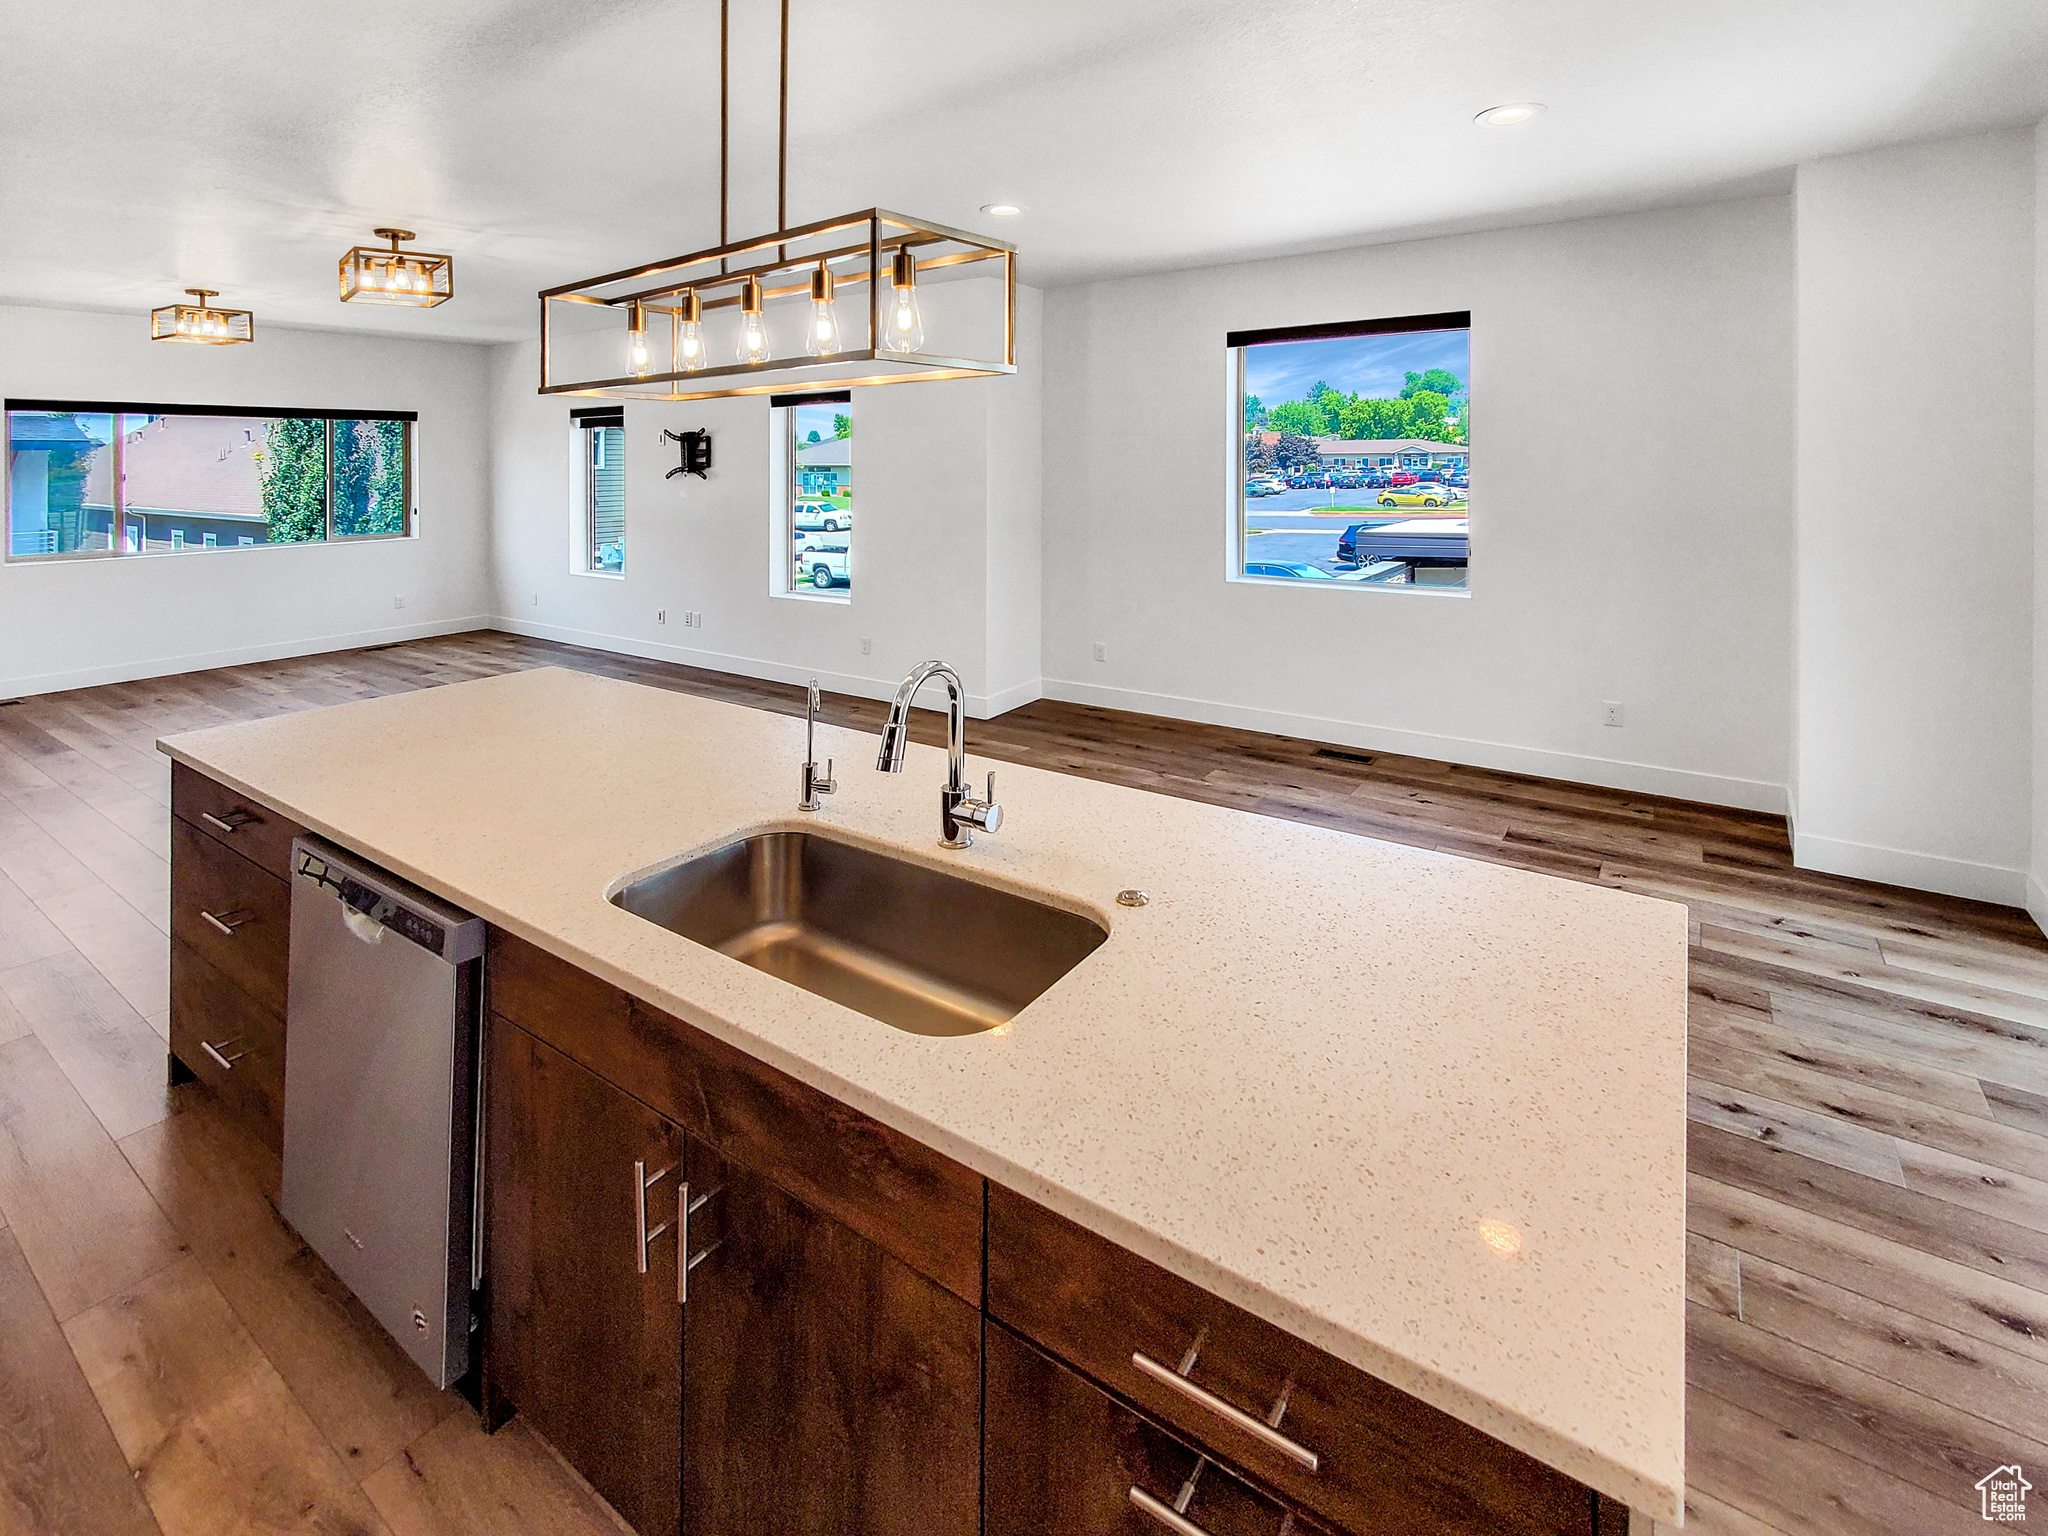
<box><xmin>161</xmin><ymin>665</ymin><xmax>1688</xmax><ymax>1518</ymax></box>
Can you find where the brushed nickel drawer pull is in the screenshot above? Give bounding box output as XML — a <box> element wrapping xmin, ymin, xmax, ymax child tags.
<box><xmin>200</xmin><ymin>810</ymin><xmax>254</xmax><ymax>835</ymax></box>
<box><xmin>200</xmin><ymin>1037</ymin><xmax>246</xmax><ymax>1070</ymax></box>
<box><xmin>1129</xmin><ymin>1486</ymin><xmax>1214</xmax><ymax>1536</ymax></box>
<box><xmin>633</xmin><ymin>1160</ymin><xmax>675</xmax><ymax>1275</ymax></box>
<box><xmin>1132</xmin><ymin>1351</ymin><xmax>1321</xmax><ymax>1473</ymax></box>
<box><xmin>200</xmin><ymin>908</ymin><xmax>252</xmax><ymax>936</ymax></box>
<box><xmin>678</xmin><ymin>1180</ymin><xmax>724</xmax><ymax>1304</ymax></box>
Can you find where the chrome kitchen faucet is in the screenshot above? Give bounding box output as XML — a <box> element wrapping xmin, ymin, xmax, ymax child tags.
<box><xmin>798</xmin><ymin>679</ymin><xmax>836</xmax><ymax>811</ymax></box>
<box><xmin>876</xmin><ymin>660</ymin><xmax>1002</xmax><ymax>848</ymax></box>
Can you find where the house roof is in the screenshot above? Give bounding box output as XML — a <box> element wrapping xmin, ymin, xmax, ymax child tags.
<box><xmin>1317</xmin><ymin>438</ymin><xmax>1469</xmax><ymax>457</ymax></box>
<box><xmin>796</xmin><ymin>437</ymin><xmax>851</xmax><ymax>468</ymax></box>
<box><xmin>85</xmin><ymin>414</ymin><xmax>270</xmax><ymax>516</ymax></box>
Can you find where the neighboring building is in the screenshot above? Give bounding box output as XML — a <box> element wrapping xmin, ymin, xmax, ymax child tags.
<box><xmin>796</xmin><ymin>435</ymin><xmax>851</xmax><ymax>496</ymax></box>
<box><xmin>1315</xmin><ymin>438</ymin><xmax>1469</xmax><ymax>474</ymax></box>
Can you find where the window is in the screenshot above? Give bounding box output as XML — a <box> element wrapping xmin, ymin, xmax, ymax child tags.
<box><xmin>1232</xmin><ymin>312</ymin><xmax>1470</xmax><ymax>593</ymax></box>
<box><xmin>777</xmin><ymin>390</ymin><xmax>852</xmax><ymax>597</ymax></box>
<box><xmin>4</xmin><ymin>400</ymin><xmax>415</xmax><ymax>561</ymax></box>
<box><xmin>574</xmin><ymin>407</ymin><xmax>625</xmax><ymax>574</ymax></box>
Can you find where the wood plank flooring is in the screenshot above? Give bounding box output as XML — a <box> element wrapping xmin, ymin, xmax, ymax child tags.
<box><xmin>1</xmin><ymin>629</ymin><xmax>2043</xmax><ymax>1535</ymax></box>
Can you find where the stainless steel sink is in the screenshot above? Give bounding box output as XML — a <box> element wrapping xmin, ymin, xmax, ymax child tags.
<box><xmin>610</xmin><ymin>830</ymin><xmax>1107</xmax><ymax>1036</ymax></box>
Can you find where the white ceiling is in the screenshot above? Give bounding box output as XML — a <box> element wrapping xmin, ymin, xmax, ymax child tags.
<box><xmin>4</xmin><ymin>0</ymin><xmax>2045</xmax><ymax>344</ymax></box>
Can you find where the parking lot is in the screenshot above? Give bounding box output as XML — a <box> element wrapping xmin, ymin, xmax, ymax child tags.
<box><xmin>1245</xmin><ymin>505</ymin><xmax>1468</xmax><ymax>580</ymax></box>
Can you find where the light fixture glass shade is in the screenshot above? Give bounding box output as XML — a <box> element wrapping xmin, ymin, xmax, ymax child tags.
<box><xmin>736</xmin><ymin>276</ymin><xmax>771</xmax><ymax>365</ymax></box>
<box><xmin>881</xmin><ymin>246</ymin><xmax>924</xmax><ymax>354</ymax></box>
<box><xmin>804</xmin><ymin>264</ymin><xmax>840</xmax><ymax>357</ymax></box>
<box><xmin>150</xmin><ymin>289</ymin><xmax>254</xmax><ymax>344</ymax></box>
<box><xmin>339</xmin><ymin>228</ymin><xmax>454</xmax><ymax>306</ymax></box>
<box><xmin>672</xmin><ymin>289</ymin><xmax>707</xmax><ymax>371</ymax></box>
<box><xmin>627</xmin><ymin>300</ymin><xmax>652</xmax><ymax>375</ymax></box>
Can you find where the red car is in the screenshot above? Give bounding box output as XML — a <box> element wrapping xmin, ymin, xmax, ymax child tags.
<box><xmin>1387</xmin><ymin>470</ymin><xmax>1419</xmax><ymax>486</ymax></box>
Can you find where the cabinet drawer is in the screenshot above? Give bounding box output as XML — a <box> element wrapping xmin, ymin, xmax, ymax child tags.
<box><xmin>489</xmin><ymin>928</ymin><xmax>985</xmax><ymax>1303</ymax></box>
<box><xmin>171</xmin><ymin>817</ymin><xmax>291</xmax><ymax>1017</ymax></box>
<box><xmin>170</xmin><ymin>936</ymin><xmax>287</xmax><ymax>1159</ymax></box>
<box><xmin>171</xmin><ymin>761</ymin><xmax>307</xmax><ymax>882</ymax></box>
<box><xmin>987</xmin><ymin>1185</ymin><xmax>1598</xmax><ymax>1536</ymax></box>
<box><xmin>987</xmin><ymin>1321</ymin><xmax>1334</xmax><ymax>1536</ymax></box>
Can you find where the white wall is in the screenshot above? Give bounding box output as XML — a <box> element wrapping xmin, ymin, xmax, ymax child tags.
<box><xmin>0</xmin><ymin>303</ymin><xmax>492</xmax><ymax>697</ymax></box>
<box><xmin>487</xmin><ymin>284</ymin><xmax>1045</xmax><ymax>716</ymax></box>
<box><xmin>2034</xmin><ymin>118</ymin><xmax>2048</xmax><ymax>930</ymax></box>
<box><xmin>1793</xmin><ymin>130</ymin><xmax>2037</xmax><ymax>905</ymax></box>
<box><xmin>1039</xmin><ymin>198</ymin><xmax>1797</xmax><ymax>811</ymax></box>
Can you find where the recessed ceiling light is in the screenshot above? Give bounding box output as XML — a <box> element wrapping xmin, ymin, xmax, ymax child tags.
<box><xmin>1474</xmin><ymin>103</ymin><xmax>1545</xmax><ymax>128</ymax></box>
<box><xmin>980</xmin><ymin>202</ymin><xmax>1024</xmax><ymax>217</ymax></box>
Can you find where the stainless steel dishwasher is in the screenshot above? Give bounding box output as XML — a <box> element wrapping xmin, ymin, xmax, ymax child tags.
<box><xmin>283</xmin><ymin>835</ymin><xmax>486</xmax><ymax>1389</ymax></box>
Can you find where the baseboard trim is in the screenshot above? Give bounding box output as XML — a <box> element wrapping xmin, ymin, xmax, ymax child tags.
<box><xmin>1040</xmin><ymin>676</ymin><xmax>1788</xmax><ymax>815</ymax></box>
<box><xmin>0</xmin><ymin>615</ymin><xmax>494</xmax><ymax>700</ymax></box>
<box><xmin>490</xmin><ymin>616</ymin><xmax>1037</xmax><ymax>719</ymax></box>
<box><xmin>2022</xmin><ymin>873</ymin><xmax>2048</xmax><ymax>939</ymax></box>
<box><xmin>1793</xmin><ymin>829</ymin><xmax>2028</xmax><ymax>908</ymax></box>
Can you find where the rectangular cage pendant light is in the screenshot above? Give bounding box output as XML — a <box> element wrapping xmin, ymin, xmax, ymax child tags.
<box><xmin>340</xmin><ymin>228</ymin><xmax>454</xmax><ymax>307</ymax></box>
<box><xmin>539</xmin><ymin>209</ymin><xmax>1015</xmax><ymax>402</ymax></box>
<box><xmin>149</xmin><ymin>289</ymin><xmax>254</xmax><ymax>344</ymax></box>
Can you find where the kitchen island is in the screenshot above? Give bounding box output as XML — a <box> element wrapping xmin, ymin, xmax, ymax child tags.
<box><xmin>159</xmin><ymin>664</ymin><xmax>1688</xmax><ymax>1532</ymax></box>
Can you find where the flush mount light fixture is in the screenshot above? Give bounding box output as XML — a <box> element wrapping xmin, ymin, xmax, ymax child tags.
<box><xmin>339</xmin><ymin>228</ymin><xmax>454</xmax><ymax>306</ymax></box>
<box><xmin>979</xmin><ymin>202</ymin><xmax>1024</xmax><ymax>217</ymax></box>
<box><xmin>1474</xmin><ymin>102</ymin><xmax>1546</xmax><ymax>128</ymax></box>
<box><xmin>150</xmin><ymin>288</ymin><xmax>254</xmax><ymax>344</ymax></box>
<box><xmin>538</xmin><ymin>0</ymin><xmax>1014</xmax><ymax>403</ymax></box>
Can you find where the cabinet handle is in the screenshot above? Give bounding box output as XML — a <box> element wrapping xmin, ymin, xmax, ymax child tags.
<box><xmin>1129</xmin><ymin>1487</ymin><xmax>1214</xmax><ymax>1536</ymax></box>
<box><xmin>678</xmin><ymin>1179</ymin><xmax>723</xmax><ymax>1304</ymax></box>
<box><xmin>200</xmin><ymin>908</ymin><xmax>252</xmax><ymax>936</ymax></box>
<box><xmin>1132</xmin><ymin>1351</ymin><xmax>1320</xmax><ymax>1473</ymax></box>
<box><xmin>633</xmin><ymin>1159</ymin><xmax>674</xmax><ymax>1275</ymax></box>
<box><xmin>200</xmin><ymin>810</ymin><xmax>254</xmax><ymax>835</ymax></box>
<box><xmin>200</xmin><ymin>1037</ymin><xmax>246</xmax><ymax>1070</ymax></box>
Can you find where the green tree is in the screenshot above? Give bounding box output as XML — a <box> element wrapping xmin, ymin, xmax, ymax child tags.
<box><xmin>1266</xmin><ymin>398</ymin><xmax>1327</xmax><ymax>436</ymax></box>
<box><xmin>1337</xmin><ymin>396</ymin><xmax>1410</xmax><ymax>439</ymax></box>
<box><xmin>332</xmin><ymin>419</ymin><xmax>406</xmax><ymax>536</ymax></box>
<box><xmin>1243</xmin><ymin>394</ymin><xmax>1265</xmax><ymax>431</ymax></box>
<box><xmin>833</xmin><ymin>413</ymin><xmax>851</xmax><ymax>440</ymax></box>
<box><xmin>1404</xmin><ymin>390</ymin><xmax>1452</xmax><ymax>441</ymax></box>
<box><xmin>1401</xmin><ymin>368</ymin><xmax>1462</xmax><ymax>399</ymax></box>
<box><xmin>807</xmin><ymin>429</ymin><xmax>822</xmax><ymax>443</ymax></box>
<box><xmin>259</xmin><ymin>419</ymin><xmax>327</xmax><ymax>543</ymax></box>
<box><xmin>1273</xmin><ymin>432</ymin><xmax>1320</xmax><ymax>471</ymax></box>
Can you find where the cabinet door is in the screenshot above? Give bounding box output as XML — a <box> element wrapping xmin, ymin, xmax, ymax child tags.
<box><xmin>487</xmin><ymin>1019</ymin><xmax>684</xmax><ymax>1536</ymax></box>
<box><xmin>681</xmin><ymin>1137</ymin><xmax>981</xmax><ymax>1536</ymax></box>
<box><xmin>986</xmin><ymin>1321</ymin><xmax>1332</xmax><ymax>1536</ymax></box>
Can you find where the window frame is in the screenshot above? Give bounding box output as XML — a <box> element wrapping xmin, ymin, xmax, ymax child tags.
<box><xmin>772</xmin><ymin>389</ymin><xmax>851</xmax><ymax>603</ymax></box>
<box><xmin>1225</xmin><ymin>312</ymin><xmax>1472</xmax><ymax>598</ymax></box>
<box><xmin>571</xmin><ymin>406</ymin><xmax>626</xmax><ymax>578</ymax></box>
<box><xmin>4</xmin><ymin>398</ymin><xmax>416</xmax><ymax>563</ymax></box>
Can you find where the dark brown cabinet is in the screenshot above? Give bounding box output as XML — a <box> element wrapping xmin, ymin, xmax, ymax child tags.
<box><xmin>486</xmin><ymin>1019</ymin><xmax>686</xmax><ymax>1536</ymax></box>
<box><xmin>986</xmin><ymin>1321</ymin><xmax>1333</xmax><ymax>1536</ymax></box>
<box><xmin>682</xmin><ymin>1140</ymin><xmax>981</xmax><ymax>1536</ymax></box>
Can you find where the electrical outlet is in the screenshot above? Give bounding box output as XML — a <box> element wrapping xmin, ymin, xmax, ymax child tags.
<box><xmin>1603</xmin><ymin>701</ymin><xmax>1625</xmax><ymax>728</ymax></box>
<box><xmin>859</xmin><ymin>637</ymin><xmax>872</xmax><ymax>655</ymax></box>
<box><xmin>656</xmin><ymin>609</ymin><xmax>667</xmax><ymax>625</ymax></box>
<box><xmin>1093</xmin><ymin>642</ymin><xmax>1108</xmax><ymax>663</ymax></box>
<box><xmin>393</xmin><ymin>594</ymin><xmax>406</xmax><ymax>610</ymax></box>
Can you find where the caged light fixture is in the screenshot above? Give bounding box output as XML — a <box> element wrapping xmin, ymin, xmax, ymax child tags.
<box><xmin>150</xmin><ymin>289</ymin><xmax>254</xmax><ymax>344</ymax></box>
<box><xmin>339</xmin><ymin>228</ymin><xmax>454</xmax><ymax>307</ymax></box>
<box><xmin>538</xmin><ymin>0</ymin><xmax>1015</xmax><ymax>402</ymax></box>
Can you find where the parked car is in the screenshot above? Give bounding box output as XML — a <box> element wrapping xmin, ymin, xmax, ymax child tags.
<box><xmin>1244</xmin><ymin>479</ymin><xmax>1282</xmax><ymax>498</ymax></box>
<box><xmin>1331</xmin><ymin>473</ymin><xmax>1364</xmax><ymax>489</ymax></box>
<box><xmin>794</xmin><ymin>501</ymin><xmax>851</xmax><ymax>533</ymax></box>
<box><xmin>1380</xmin><ymin>486</ymin><xmax>1460</xmax><ymax>507</ymax></box>
<box><xmin>1361</xmin><ymin>474</ymin><xmax>1391</xmax><ymax>489</ymax></box>
<box><xmin>797</xmin><ymin>541</ymin><xmax>850</xmax><ymax>588</ymax></box>
<box><xmin>1244</xmin><ymin>561</ymin><xmax>1336</xmax><ymax>580</ymax></box>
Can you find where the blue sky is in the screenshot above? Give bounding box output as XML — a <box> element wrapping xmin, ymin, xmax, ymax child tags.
<box><xmin>1245</xmin><ymin>328</ymin><xmax>1469</xmax><ymax>406</ymax></box>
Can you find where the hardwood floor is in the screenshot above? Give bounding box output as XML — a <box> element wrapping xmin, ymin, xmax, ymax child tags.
<box><xmin>0</xmin><ymin>629</ymin><xmax>2042</xmax><ymax>1535</ymax></box>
